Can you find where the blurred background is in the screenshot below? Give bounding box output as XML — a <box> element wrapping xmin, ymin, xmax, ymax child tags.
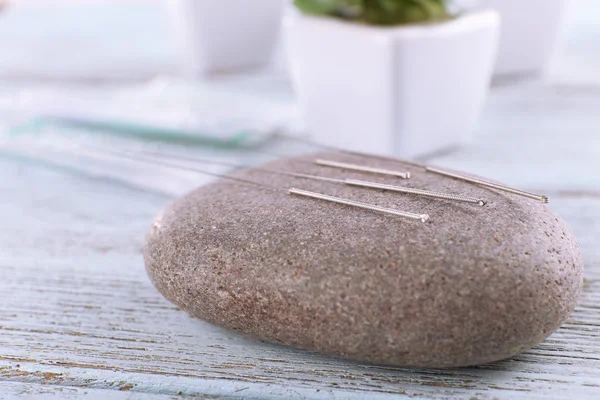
<box><xmin>0</xmin><ymin>0</ymin><xmax>597</xmax><ymax>81</ymax></box>
<box><xmin>0</xmin><ymin>0</ymin><xmax>598</xmax><ymax>195</ymax></box>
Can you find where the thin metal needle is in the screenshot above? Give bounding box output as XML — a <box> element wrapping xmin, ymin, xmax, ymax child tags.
<box><xmin>136</xmin><ymin>150</ymin><xmax>346</xmax><ymax>184</ymax></box>
<box><xmin>268</xmin><ymin>134</ymin><xmax>550</xmax><ymax>204</ymax></box>
<box><xmin>102</xmin><ymin>150</ymin><xmax>287</xmax><ymax>193</ymax></box>
<box><xmin>316</xmin><ymin>159</ymin><xmax>411</xmax><ymax>179</ymax></box>
<box><xmin>131</xmin><ymin>151</ymin><xmax>485</xmax><ymax>206</ymax></box>
<box><xmin>426</xmin><ymin>167</ymin><xmax>549</xmax><ymax>203</ymax></box>
<box><xmin>344</xmin><ymin>179</ymin><xmax>486</xmax><ymax>206</ymax></box>
<box><xmin>81</xmin><ymin>147</ymin><xmax>429</xmax><ymax>222</ymax></box>
<box><xmin>289</xmin><ymin>189</ymin><xmax>429</xmax><ymax>223</ymax></box>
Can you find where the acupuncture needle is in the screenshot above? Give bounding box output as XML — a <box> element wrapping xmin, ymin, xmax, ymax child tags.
<box><xmin>90</xmin><ymin>148</ymin><xmax>430</xmax><ymax>223</ymax></box>
<box><xmin>218</xmin><ymin>143</ymin><xmax>413</xmax><ymax>179</ymax></box>
<box><xmin>315</xmin><ymin>159</ymin><xmax>410</xmax><ymax>179</ymax></box>
<box><xmin>264</xmin><ymin>134</ymin><xmax>549</xmax><ymax>203</ymax></box>
<box><xmin>425</xmin><ymin>167</ymin><xmax>549</xmax><ymax>203</ymax></box>
<box><xmin>134</xmin><ymin>150</ymin><xmax>485</xmax><ymax>206</ymax></box>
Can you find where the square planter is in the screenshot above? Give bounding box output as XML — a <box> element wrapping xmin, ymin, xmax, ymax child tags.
<box><xmin>167</xmin><ymin>0</ymin><xmax>284</xmax><ymax>76</ymax></box>
<box><xmin>285</xmin><ymin>10</ymin><xmax>500</xmax><ymax>158</ymax></box>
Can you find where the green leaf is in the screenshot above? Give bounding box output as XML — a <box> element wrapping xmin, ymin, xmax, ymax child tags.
<box><xmin>293</xmin><ymin>0</ymin><xmax>339</xmax><ymax>15</ymax></box>
<box><xmin>293</xmin><ymin>0</ymin><xmax>451</xmax><ymax>26</ymax></box>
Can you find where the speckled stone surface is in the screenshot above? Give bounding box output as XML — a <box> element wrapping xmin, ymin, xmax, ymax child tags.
<box><xmin>143</xmin><ymin>151</ymin><xmax>584</xmax><ymax>368</ymax></box>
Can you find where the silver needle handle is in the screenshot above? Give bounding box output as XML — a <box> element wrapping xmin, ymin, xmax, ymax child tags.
<box><xmin>344</xmin><ymin>179</ymin><xmax>486</xmax><ymax>206</ymax></box>
<box><xmin>426</xmin><ymin>167</ymin><xmax>549</xmax><ymax>203</ymax></box>
<box><xmin>289</xmin><ymin>188</ymin><xmax>429</xmax><ymax>223</ymax></box>
<box><xmin>315</xmin><ymin>159</ymin><xmax>410</xmax><ymax>179</ymax></box>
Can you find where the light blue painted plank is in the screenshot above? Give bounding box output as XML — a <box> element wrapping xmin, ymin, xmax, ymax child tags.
<box><xmin>0</xmin><ymin>156</ymin><xmax>598</xmax><ymax>400</ymax></box>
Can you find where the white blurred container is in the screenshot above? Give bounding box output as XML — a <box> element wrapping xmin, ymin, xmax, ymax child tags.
<box><xmin>286</xmin><ymin>10</ymin><xmax>500</xmax><ymax>158</ymax></box>
<box><xmin>479</xmin><ymin>0</ymin><xmax>570</xmax><ymax>77</ymax></box>
<box><xmin>167</xmin><ymin>0</ymin><xmax>284</xmax><ymax>76</ymax></box>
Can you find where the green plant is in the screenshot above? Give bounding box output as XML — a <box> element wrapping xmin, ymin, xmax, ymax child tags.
<box><xmin>294</xmin><ymin>0</ymin><xmax>452</xmax><ymax>26</ymax></box>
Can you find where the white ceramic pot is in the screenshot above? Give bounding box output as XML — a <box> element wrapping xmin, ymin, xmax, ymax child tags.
<box><xmin>479</xmin><ymin>0</ymin><xmax>570</xmax><ymax>77</ymax></box>
<box><xmin>285</xmin><ymin>10</ymin><xmax>500</xmax><ymax>159</ymax></box>
<box><xmin>167</xmin><ymin>0</ymin><xmax>284</xmax><ymax>76</ymax></box>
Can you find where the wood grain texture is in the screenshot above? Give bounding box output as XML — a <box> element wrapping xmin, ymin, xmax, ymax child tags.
<box><xmin>0</xmin><ymin>147</ymin><xmax>599</xmax><ymax>400</ymax></box>
<box><xmin>0</xmin><ymin>381</ymin><xmax>194</xmax><ymax>400</ymax></box>
<box><xmin>0</xmin><ymin>1</ymin><xmax>599</xmax><ymax>398</ymax></box>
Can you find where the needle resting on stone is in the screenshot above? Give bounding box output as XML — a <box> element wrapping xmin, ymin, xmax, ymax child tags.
<box><xmin>95</xmin><ymin>149</ymin><xmax>431</xmax><ymax>223</ymax></box>
<box><xmin>425</xmin><ymin>167</ymin><xmax>550</xmax><ymax>203</ymax></box>
<box><xmin>136</xmin><ymin>150</ymin><xmax>486</xmax><ymax>206</ymax></box>
<box><xmin>262</xmin><ymin>134</ymin><xmax>550</xmax><ymax>203</ymax></box>
<box><xmin>178</xmin><ymin>132</ymin><xmax>549</xmax><ymax>203</ymax></box>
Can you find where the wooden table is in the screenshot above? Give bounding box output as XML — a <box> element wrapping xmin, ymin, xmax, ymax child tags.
<box><xmin>1</xmin><ymin>1</ymin><xmax>599</xmax><ymax>399</ymax></box>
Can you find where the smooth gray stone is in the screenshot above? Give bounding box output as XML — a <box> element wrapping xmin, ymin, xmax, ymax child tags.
<box><xmin>144</xmin><ymin>151</ymin><xmax>584</xmax><ymax>368</ymax></box>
